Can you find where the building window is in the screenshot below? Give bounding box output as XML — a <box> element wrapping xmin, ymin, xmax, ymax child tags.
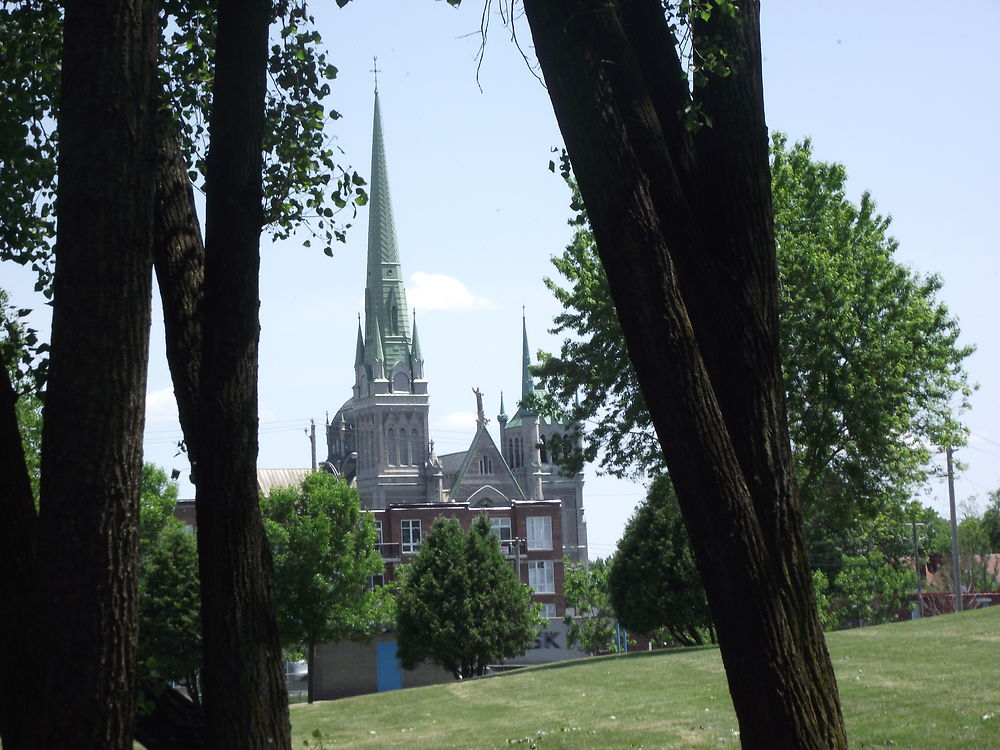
<box><xmin>367</xmin><ymin>573</ymin><xmax>385</xmax><ymax>591</ymax></box>
<box><xmin>387</xmin><ymin>429</ymin><xmax>397</xmax><ymax>465</ymax></box>
<box><xmin>401</xmin><ymin>519</ymin><xmax>421</xmax><ymax>554</ymax></box>
<box><xmin>398</xmin><ymin>429</ymin><xmax>409</xmax><ymax>466</ymax></box>
<box><xmin>410</xmin><ymin>429</ymin><xmax>421</xmax><ymax>464</ymax></box>
<box><xmin>478</xmin><ymin>454</ymin><xmax>493</xmax><ymax>474</ymax></box>
<box><xmin>515</xmin><ymin>436</ymin><xmax>523</xmax><ymax>468</ymax></box>
<box><xmin>374</xmin><ymin>520</ymin><xmax>383</xmax><ymax>546</ymax></box>
<box><xmin>490</xmin><ymin>516</ymin><xmax>512</xmax><ymax>541</ymax></box>
<box><xmin>526</xmin><ymin>516</ymin><xmax>552</xmax><ymax>550</ymax></box>
<box><xmin>538</xmin><ymin>435</ymin><xmax>548</xmax><ymax>465</ymax></box>
<box><xmin>528</xmin><ymin>560</ymin><xmax>555</xmax><ymax>594</ymax></box>
<box><xmin>540</xmin><ymin>603</ymin><xmax>557</xmax><ymax>619</ymax></box>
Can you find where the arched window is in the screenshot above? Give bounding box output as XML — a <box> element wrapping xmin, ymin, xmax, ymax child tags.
<box><xmin>538</xmin><ymin>436</ymin><xmax>548</xmax><ymax>465</ymax></box>
<box><xmin>410</xmin><ymin>429</ymin><xmax>421</xmax><ymax>464</ymax></box>
<box><xmin>387</xmin><ymin>428</ymin><xmax>397</xmax><ymax>465</ymax></box>
<box><xmin>392</xmin><ymin>370</ymin><xmax>409</xmax><ymax>392</ymax></box>
<box><xmin>398</xmin><ymin>429</ymin><xmax>409</xmax><ymax>466</ymax></box>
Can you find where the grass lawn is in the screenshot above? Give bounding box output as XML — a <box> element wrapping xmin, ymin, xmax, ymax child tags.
<box><xmin>290</xmin><ymin>605</ymin><xmax>1000</xmax><ymax>749</ymax></box>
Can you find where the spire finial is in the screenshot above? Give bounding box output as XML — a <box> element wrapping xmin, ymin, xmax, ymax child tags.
<box><xmin>371</xmin><ymin>56</ymin><xmax>380</xmax><ymax>93</ymax></box>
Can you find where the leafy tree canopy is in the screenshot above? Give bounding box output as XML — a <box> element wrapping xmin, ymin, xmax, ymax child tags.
<box><xmin>261</xmin><ymin>472</ymin><xmax>387</xmax><ymax>651</ymax></box>
<box><xmin>0</xmin><ymin>0</ymin><xmax>366</xmax><ymax>301</ymax></box>
<box><xmin>139</xmin><ymin>521</ymin><xmax>202</xmax><ymax>703</ymax></box>
<box><xmin>396</xmin><ymin>516</ymin><xmax>538</xmax><ymax>679</ymax></box>
<box><xmin>537</xmin><ymin>136</ymin><xmax>974</xmax><ymax>540</ymax></box>
<box><xmin>561</xmin><ymin>556</ymin><xmax>616</xmax><ymax>655</ymax></box>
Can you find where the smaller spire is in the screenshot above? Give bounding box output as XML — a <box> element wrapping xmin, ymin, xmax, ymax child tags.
<box><xmin>354</xmin><ymin>314</ymin><xmax>365</xmax><ymax>367</ymax></box>
<box><xmin>521</xmin><ymin>309</ymin><xmax>535</xmax><ymax>399</ymax></box>
<box><xmin>411</xmin><ymin>311</ymin><xmax>422</xmax><ymax>361</ymax></box>
<box><xmin>497</xmin><ymin>390</ymin><xmax>508</xmax><ymax>427</ymax></box>
<box><xmin>370</xmin><ymin>309</ymin><xmax>385</xmax><ymax>366</ymax></box>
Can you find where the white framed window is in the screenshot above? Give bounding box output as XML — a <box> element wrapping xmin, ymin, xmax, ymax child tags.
<box><xmin>374</xmin><ymin>520</ymin><xmax>383</xmax><ymax>546</ymax></box>
<box><xmin>540</xmin><ymin>603</ymin><xmax>557</xmax><ymax>619</ymax></box>
<box><xmin>528</xmin><ymin>560</ymin><xmax>555</xmax><ymax>594</ymax></box>
<box><xmin>526</xmin><ymin>516</ymin><xmax>552</xmax><ymax>550</ymax></box>
<box><xmin>490</xmin><ymin>516</ymin><xmax>512</xmax><ymax>541</ymax></box>
<box><xmin>367</xmin><ymin>573</ymin><xmax>385</xmax><ymax>590</ymax></box>
<box><xmin>401</xmin><ymin>519</ymin><xmax>421</xmax><ymax>554</ymax></box>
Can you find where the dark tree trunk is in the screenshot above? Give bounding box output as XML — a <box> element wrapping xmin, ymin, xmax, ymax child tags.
<box><xmin>520</xmin><ymin>1</ymin><xmax>847</xmax><ymax>748</ymax></box>
<box><xmin>0</xmin><ymin>367</ymin><xmax>38</xmax><ymax>748</ymax></box>
<box><xmin>196</xmin><ymin>0</ymin><xmax>291</xmax><ymax>746</ymax></box>
<box><xmin>29</xmin><ymin>0</ymin><xmax>158</xmax><ymax>746</ymax></box>
<box><xmin>153</xmin><ymin>133</ymin><xmax>205</xmax><ymax>468</ymax></box>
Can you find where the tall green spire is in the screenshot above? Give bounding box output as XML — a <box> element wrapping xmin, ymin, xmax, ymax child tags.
<box><xmin>364</xmin><ymin>89</ymin><xmax>411</xmax><ymax>375</ymax></box>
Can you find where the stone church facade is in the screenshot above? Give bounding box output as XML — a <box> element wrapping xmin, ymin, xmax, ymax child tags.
<box><xmin>321</xmin><ymin>91</ymin><xmax>589</xmax><ymax>566</ymax></box>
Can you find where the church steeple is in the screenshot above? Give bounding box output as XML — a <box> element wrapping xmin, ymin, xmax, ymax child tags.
<box><xmin>521</xmin><ymin>311</ymin><xmax>536</xmax><ymax>399</ymax></box>
<box><xmin>363</xmin><ymin>89</ymin><xmax>411</xmax><ymax>378</ymax></box>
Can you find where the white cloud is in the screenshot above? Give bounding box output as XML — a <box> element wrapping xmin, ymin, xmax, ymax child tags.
<box><xmin>145</xmin><ymin>387</ymin><xmax>178</xmax><ymax>424</ymax></box>
<box><xmin>406</xmin><ymin>272</ymin><xmax>495</xmax><ymax>312</ymax></box>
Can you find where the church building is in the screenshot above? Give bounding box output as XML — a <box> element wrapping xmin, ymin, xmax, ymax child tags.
<box><xmin>319</xmin><ymin>89</ymin><xmax>589</xmax><ymax>584</ymax></box>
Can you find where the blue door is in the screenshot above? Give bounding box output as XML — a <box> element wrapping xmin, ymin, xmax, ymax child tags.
<box><xmin>376</xmin><ymin>641</ymin><xmax>403</xmax><ymax>692</ymax></box>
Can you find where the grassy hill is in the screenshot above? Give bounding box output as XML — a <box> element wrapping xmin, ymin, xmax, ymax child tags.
<box><xmin>291</xmin><ymin>605</ymin><xmax>1000</xmax><ymax>749</ymax></box>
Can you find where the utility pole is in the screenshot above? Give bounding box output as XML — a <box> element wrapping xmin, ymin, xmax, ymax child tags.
<box><xmin>947</xmin><ymin>446</ymin><xmax>962</xmax><ymax>613</ymax></box>
<box><xmin>305</xmin><ymin>419</ymin><xmax>317</xmax><ymax>471</ymax></box>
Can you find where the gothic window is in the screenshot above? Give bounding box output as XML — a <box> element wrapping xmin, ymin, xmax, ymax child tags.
<box><xmin>392</xmin><ymin>370</ymin><xmax>409</xmax><ymax>392</ymax></box>
<box><xmin>398</xmin><ymin>429</ymin><xmax>409</xmax><ymax>466</ymax></box>
<box><xmin>478</xmin><ymin>454</ymin><xmax>493</xmax><ymax>474</ymax></box>
<box><xmin>538</xmin><ymin>436</ymin><xmax>548</xmax><ymax>465</ymax></box>
<box><xmin>390</xmin><ymin>303</ymin><xmax>399</xmax><ymax>335</ymax></box>
<box><xmin>410</xmin><ymin>429</ymin><xmax>421</xmax><ymax>464</ymax></box>
<box><xmin>516</xmin><ymin>436</ymin><xmax>524</xmax><ymax>468</ymax></box>
<box><xmin>387</xmin><ymin>428</ymin><xmax>397</xmax><ymax>465</ymax></box>
<box><xmin>506</xmin><ymin>438</ymin><xmax>514</xmax><ymax>467</ymax></box>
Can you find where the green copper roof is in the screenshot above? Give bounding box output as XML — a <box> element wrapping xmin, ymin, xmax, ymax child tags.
<box><xmin>363</xmin><ymin>90</ymin><xmax>412</xmax><ymax>374</ymax></box>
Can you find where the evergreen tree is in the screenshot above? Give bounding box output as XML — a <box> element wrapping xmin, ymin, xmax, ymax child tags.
<box><xmin>608</xmin><ymin>476</ymin><xmax>714</xmax><ymax>646</ymax></box>
<box><xmin>396</xmin><ymin>516</ymin><xmax>537</xmax><ymax>679</ymax></box>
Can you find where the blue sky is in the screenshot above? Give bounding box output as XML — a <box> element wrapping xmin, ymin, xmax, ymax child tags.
<box><xmin>6</xmin><ymin>1</ymin><xmax>999</xmax><ymax>560</ymax></box>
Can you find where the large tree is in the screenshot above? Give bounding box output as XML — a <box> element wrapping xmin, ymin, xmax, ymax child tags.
<box><xmin>538</xmin><ymin>138</ymin><xmax>972</xmax><ymax>540</ymax></box>
<box><xmin>0</xmin><ymin>0</ymin><xmax>158</xmax><ymax>747</ymax></box>
<box><xmin>519</xmin><ymin>1</ymin><xmax>847</xmax><ymax>745</ymax></box>
<box><xmin>261</xmin><ymin>472</ymin><xmax>388</xmax><ymax>703</ymax></box>
<box><xmin>396</xmin><ymin>516</ymin><xmax>537</xmax><ymax>679</ymax></box>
